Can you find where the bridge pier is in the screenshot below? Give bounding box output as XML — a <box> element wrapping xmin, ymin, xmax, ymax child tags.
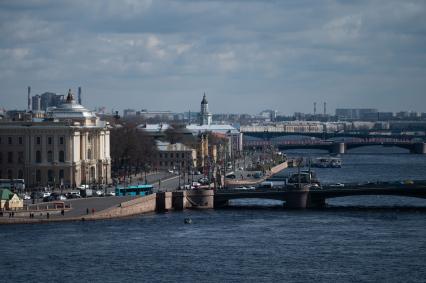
<box><xmin>284</xmin><ymin>186</ymin><xmax>309</xmax><ymax>209</ymax></box>
<box><xmin>307</xmin><ymin>195</ymin><xmax>326</xmax><ymax>209</ymax></box>
<box><xmin>411</xmin><ymin>143</ymin><xmax>426</xmax><ymax>154</ymax></box>
<box><xmin>330</xmin><ymin>142</ymin><xmax>346</xmax><ymax>154</ymax></box>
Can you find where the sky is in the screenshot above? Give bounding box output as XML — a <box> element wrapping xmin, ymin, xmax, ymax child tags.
<box><xmin>0</xmin><ymin>0</ymin><xmax>425</xmax><ymax>115</ymax></box>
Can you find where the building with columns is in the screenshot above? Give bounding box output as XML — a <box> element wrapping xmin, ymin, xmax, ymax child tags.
<box><xmin>0</xmin><ymin>89</ymin><xmax>111</xmax><ymax>188</ymax></box>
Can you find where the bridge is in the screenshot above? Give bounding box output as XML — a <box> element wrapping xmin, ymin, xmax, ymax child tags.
<box><xmin>241</xmin><ymin>127</ymin><xmax>426</xmax><ymax>140</ymax></box>
<box><xmin>244</xmin><ymin>139</ymin><xmax>426</xmax><ymax>154</ymax></box>
<box><xmin>214</xmin><ymin>184</ymin><xmax>426</xmax><ymax>209</ymax></box>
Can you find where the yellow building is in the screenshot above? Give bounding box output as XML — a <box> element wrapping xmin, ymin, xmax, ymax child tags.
<box><xmin>0</xmin><ymin>189</ymin><xmax>23</xmax><ymax>211</ymax></box>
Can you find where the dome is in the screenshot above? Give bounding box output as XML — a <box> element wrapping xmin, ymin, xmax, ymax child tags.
<box><xmin>47</xmin><ymin>89</ymin><xmax>96</xmax><ymax>120</ymax></box>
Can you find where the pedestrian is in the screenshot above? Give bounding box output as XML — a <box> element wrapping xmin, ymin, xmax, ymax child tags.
<box><xmin>61</xmin><ymin>209</ymin><xmax>65</xmax><ymax>216</ymax></box>
<box><xmin>46</xmin><ymin>212</ymin><xmax>50</xmax><ymax>219</ymax></box>
<box><xmin>86</xmin><ymin>208</ymin><xmax>89</xmax><ymax>215</ymax></box>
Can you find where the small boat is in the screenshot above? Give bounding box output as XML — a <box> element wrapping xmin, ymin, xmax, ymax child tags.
<box><xmin>312</xmin><ymin>157</ymin><xmax>342</xmax><ymax>168</ymax></box>
<box><xmin>184</xmin><ymin>218</ymin><xmax>192</xmax><ymax>224</ymax></box>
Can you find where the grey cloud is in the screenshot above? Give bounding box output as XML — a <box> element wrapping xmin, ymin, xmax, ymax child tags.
<box><xmin>0</xmin><ymin>0</ymin><xmax>425</xmax><ymax>114</ymax></box>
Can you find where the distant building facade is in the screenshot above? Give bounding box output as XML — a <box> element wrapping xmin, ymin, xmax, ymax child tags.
<box><xmin>154</xmin><ymin>141</ymin><xmax>197</xmax><ymax>171</ymax></box>
<box><xmin>335</xmin><ymin>108</ymin><xmax>378</xmax><ymax>120</ymax></box>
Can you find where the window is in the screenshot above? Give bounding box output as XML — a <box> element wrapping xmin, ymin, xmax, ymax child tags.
<box><xmin>164</xmin><ymin>153</ymin><xmax>168</xmax><ymax>158</ymax></box>
<box><xmin>59</xmin><ymin>136</ymin><xmax>64</xmax><ymax>145</ymax></box>
<box><xmin>36</xmin><ymin>136</ymin><xmax>41</xmax><ymax>145</ymax></box>
<box><xmin>48</xmin><ymin>170</ymin><xmax>53</xmax><ymax>182</ymax></box>
<box><xmin>159</xmin><ymin>153</ymin><xmax>163</xmax><ymax>158</ymax></box>
<box><xmin>59</xmin><ymin>150</ymin><xmax>65</xmax><ymax>162</ymax></box>
<box><xmin>18</xmin><ymin>152</ymin><xmax>24</xmax><ymax>164</ymax></box>
<box><xmin>8</xmin><ymin>137</ymin><xmax>12</xmax><ymax>145</ymax></box>
<box><xmin>7</xmin><ymin>152</ymin><xmax>13</xmax><ymax>163</ymax></box>
<box><xmin>171</xmin><ymin>153</ymin><xmax>173</xmax><ymax>158</ymax></box>
<box><xmin>59</xmin><ymin>169</ymin><xmax>64</xmax><ymax>180</ymax></box>
<box><xmin>36</xmin><ymin>151</ymin><xmax>41</xmax><ymax>163</ymax></box>
<box><xmin>0</xmin><ymin>152</ymin><xmax>2</xmax><ymax>164</ymax></box>
<box><xmin>159</xmin><ymin>161</ymin><xmax>163</xmax><ymax>166</ymax></box>
<box><xmin>18</xmin><ymin>136</ymin><xmax>23</xmax><ymax>145</ymax></box>
<box><xmin>36</xmin><ymin>170</ymin><xmax>41</xmax><ymax>182</ymax></box>
<box><xmin>18</xmin><ymin>170</ymin><xmax>24</xmax><ymax>179</ymax></box>
<box><xmin>7</xmin><ymin>169</ymin><xmax>13</xmax><ymax>179</ymax></box>
<box><xmin>48</xmin><ymin>136</ymin><xmax>53</xmax><ymax>145</ymax></box>
<box><xmin>47</xmin><ymin>150</ymin><xmax>53</xmax><ymax>162</ymax></box>
<box><xmin>87</xmin><ymin>149</ymin><xmax>92</xmax><ymax>159</ymax></box>
<box><xmin>182</xmin><ymin>153</ymin><xmax>185</xmax><ymax>158</ymax></box>
<box><xmin>0</xmin><ymin>137</ymin><xmax>2</xmax><ymax>144</ymax></box>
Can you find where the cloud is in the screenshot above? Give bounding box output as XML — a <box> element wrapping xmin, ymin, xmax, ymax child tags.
<box><xmin>0</xmin><ymin>0</ymin><xmax>425</xmax><ymax>114</ymax></box>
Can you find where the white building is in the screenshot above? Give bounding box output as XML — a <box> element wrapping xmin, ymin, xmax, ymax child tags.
<box><xmin>0</xmin><ymin>89</ymin><xmax>111</xmax><ymax>188</ymax></box>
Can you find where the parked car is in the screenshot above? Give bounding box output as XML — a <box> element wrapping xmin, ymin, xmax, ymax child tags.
<box><xmin>198</xmin><ymin>177</ymin><xmax>210</xmax><ymax>185</ymax></box>
<box><xmin>42</xmin><ymin>192</ymin><xmax>51</xmax><ymax>198</ymax></box>
<box><xmin>23</xmin><ymin>194</ymin><xmax>31</xmax><ymax>200</ymax></box>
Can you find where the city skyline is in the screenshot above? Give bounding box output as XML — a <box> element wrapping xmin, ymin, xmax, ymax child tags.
<box><xmin>1</xmin><ymin>1</ymin><xmax>426</xmax><ymax>114</ymax></box>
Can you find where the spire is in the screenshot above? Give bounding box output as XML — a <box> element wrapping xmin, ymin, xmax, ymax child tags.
<box><xmin>66</xmin><ymin>89</ymin><xmax>75</xmax><ymax>103</ymax></box>
<box><xmin>201</xmin><ymin>92</ymin><xmax>208</xmax><ymax>104</ymax></box>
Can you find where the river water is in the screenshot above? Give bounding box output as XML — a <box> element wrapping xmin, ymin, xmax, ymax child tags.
<box><xmin>2</xmin><ymin>146</ymin><xmax>426</xmax><ymax>282</ymax></box>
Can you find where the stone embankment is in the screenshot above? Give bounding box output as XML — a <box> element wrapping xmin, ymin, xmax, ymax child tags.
<box><xmin>0</xmin><ymin>190</ymin><xmax>215</xmax><ymax>225</ymax></box>
<box><xmin>226</xmin><ymin>161</ymin><xmax>288</xmax><ymax>187</ymax></box>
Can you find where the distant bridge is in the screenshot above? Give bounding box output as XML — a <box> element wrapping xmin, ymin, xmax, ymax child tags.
<box><xmin>241</xmin><ymin>129</ymin><xmax>426</xmax><ymax>141</ymax></box>
<box><xmin>215</xmin><ymin>184</ymin><xmax>426</xmax><ymax>209</ymax></box>
<box><xmin>243</xmin><ymin>139</ymin><xmax>426</xmax><ymax>154</ymax></box>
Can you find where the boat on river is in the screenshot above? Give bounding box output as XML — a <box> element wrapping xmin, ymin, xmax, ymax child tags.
<box><xmin>312</xmin><ymin>157</ymin><xmax>342</xmax><ymax>168</ymax></box>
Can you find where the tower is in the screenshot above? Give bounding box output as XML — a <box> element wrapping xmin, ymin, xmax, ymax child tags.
<box><xmin>78</xmin><ymin>86</ymin><xmax>82</xmax><ymax>104</ymax></box>
<box><xmin>200</xmin><ymin>93</ymin><xmax>212</xmax><ymax>126</ymax></box>
<box><xmin>27</xmin><ymin>86</ymin><xmax>31</xmax><ymax>111</ymax></box>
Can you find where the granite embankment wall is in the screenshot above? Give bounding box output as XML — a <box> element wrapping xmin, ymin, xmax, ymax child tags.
<box><xmin>0</xmin><ymin>190</ymin><xmax>215</xmax><ymax>224</ymax></box>
<box><xmin>84</xmin><ymin>194</ymin><xmax>158</xmax><ymax>220</ymax></box>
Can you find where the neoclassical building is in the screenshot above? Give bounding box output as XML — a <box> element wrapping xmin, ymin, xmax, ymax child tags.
<box><xmin>0</xmin><ymin>89</ymin><xmax>111</xmax><ymax>188</ymax></box>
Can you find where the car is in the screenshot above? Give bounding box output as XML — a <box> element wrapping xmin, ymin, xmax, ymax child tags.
<box><xmin>329</xmin><ymin>183</ymin><xmax>345</xmax><ymax>188</ymax></box>
<box><xmin>66</xmin><ymin>192</ymin><xmax>81</xmax><ymax>199</ymax></box>
<box><xmin>94</xmin><ymin>190</ymin><xmax>103</xmax><ymax>196</ymax></box>
<box><xmin>253</xmin><ymin>172</ymin><xmax>262</xmax><ymax>179</ymax></box>
<box><xmin>198</xmin><ymin>177</ymin><xmax>210</xmax><ymax>185</ymax></box>
<box><xmin>167</xmin><ymin>169</ymin><xmax>174</xmax><ymax>174</ymax></box>
<box><xmin>192</xmin><ymin>182</ymin><xmax>201</xmax><ymax>188</ymax></box>
<box><xmin>42</xmin><ymin>192</ymin><xmax>51</xmax><ymax>198</ymax></box>
<box><xmin>58</xmin><ymin>195</ymin><xmax>67</xmax><ymax>201</ymax></box>
<box><xmin>23</xmin><ymin>194</ymin><xmax>31</xmax><ymax>200</ymax></box>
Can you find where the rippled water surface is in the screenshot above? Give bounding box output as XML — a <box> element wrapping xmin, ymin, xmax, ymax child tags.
<box><xmin>2</xmin><ymin>147</ymin><xmax>426</xmax><ymax>282</ymax></box>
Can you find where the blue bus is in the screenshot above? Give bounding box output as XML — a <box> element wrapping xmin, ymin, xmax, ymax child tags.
<box><xmin>115</xmin><ymin>184</ymin><xmax>154</xmax><ymax>196</ymax></box>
